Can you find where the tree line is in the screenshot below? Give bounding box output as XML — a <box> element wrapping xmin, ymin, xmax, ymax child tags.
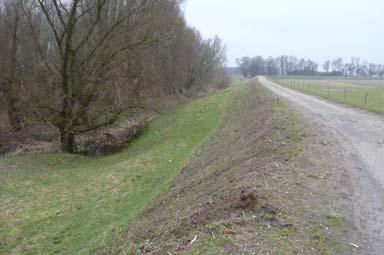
<box><xmin>322</xmin><ymin>58</ymin><xmax>384</xmax><ymax>77</ymax></box>
<box><xmin>0</xmin><ymin>0</ymin><xmax>227</xmax><ymax>152</ymax></box>
<box><xmin>237</xmin><ymin>55</ymin><xmax>384</xmax><ymax>78</ymax></box>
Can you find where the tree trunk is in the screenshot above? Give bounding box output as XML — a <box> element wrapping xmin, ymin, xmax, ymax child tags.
<box><xmin>185</xmin><ymin>77</ymin><xmax>195</xmax><ymax>90</ymax></box>
<box><xmin>4</xmin><ymin>0</ymin><xmax>23</xmax><ymax>131</ymax></box>
<box><xmin>59</xmin><ymin>127</ymin><xmax>76</xmax><ymax>153</ymax></box>
<box><xmin>59</xmin><ymin>95</ymin><xmax>77</xmax><ymax>153</ymax></box>
<box><xmin>7</xmin><ymin>96</ymin><xmax>22</xmax><ymax>131</ymax></box>
<box><xmin>59</xmin><ymin>80</ymin><xmax>76</xmax><ymax>153</ymax></box>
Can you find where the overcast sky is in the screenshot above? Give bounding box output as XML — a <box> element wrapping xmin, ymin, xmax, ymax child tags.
<box><xmin>184</xmin><ymin>0</ymin><xmax>384</xmax><ymax>67</ymax></box>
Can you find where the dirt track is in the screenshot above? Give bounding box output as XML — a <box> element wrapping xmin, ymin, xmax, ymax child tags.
<box><xmin>260</xmin><ymin>76</ymin><xmax>384</xmax><ymax>254</ymax></box>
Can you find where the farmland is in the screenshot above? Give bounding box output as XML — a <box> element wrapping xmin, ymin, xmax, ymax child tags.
<box><xmin>271</xmin><ymin>77</ymin><xmax>384</xmax><ymax>114</ymax></box>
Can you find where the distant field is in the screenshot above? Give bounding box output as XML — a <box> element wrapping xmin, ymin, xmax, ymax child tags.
<box><xmin>272</xmin><ymin>77</ymin><xmax>384</xmax><ymax>114</ymax></box>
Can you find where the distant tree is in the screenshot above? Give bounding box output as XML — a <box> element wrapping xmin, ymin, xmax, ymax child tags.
<box><xmin>265</xmin><ymin>56</ymin><xmax>278</xmax><ymax>75</ymax></box>
<box><xmin>377</xmin><ymin>64</ymin><xmax>384</xmax><ymax>77</ymax></box>
<box><xmin>354</xmin><ymin>58</ymin><xmax>361</xmax><ymax>76</ymax></box>
<box><xmin>237</xmin><ymin>54</ymin><xmax>384</xmax><ymax>78</ymax></box>
<box><xmin>278</xmin><ymin>55</ymin><xmax>289</xmax><ymax>76</ymax></box>
<box><xmin>185</xmin><ymin>35</ymin><xmax>226</xmax><ymax>89</ymax></box>
<box><xmin>287</xmin><ymin>56</ymin><xmax>298</xmax><ymax>73</ymax></box>
<box><xmin>344</xmin><ymin>63</ymin><xmax>355</xmax><ymax>77</ymax></box>
<box><xmin>322</xmin><ymin>60</ymin><xmax>331</xmax><ymax>73</ymax></box>
<box><xmin>249</xmin><ymin>56</ymin><xmax>265</xmax><ymax>77</ymax></box>
<box><xmin>332</xmin><ymin>58</ymin><xmax>344</xmax><ymax>73</ymax></box>
<box><xmin>297</xmin><ymin>58</ymin><xmax>305</xmax><ymax>71</ymax></box>
<box><xmin>309</xmin><ymin>61</ymin><xmax>319</xmax><ymax>75</ymax></box>
<box><xmin>368</xmin><ymin>63</ymin><xmax>377</xmax><ymax>77</ymax></box>
<box><xmin>237</xmin><ymin>55</ymin><xmax>321</xmax><ymax>77</ymax></box>
<box><xmin>361</xmin><ymin>60</ymin><xmax>369</xmax><ymax>77</ymax></box>
<box><xmin>236</xmin><ymin>57</ymin><xmax>252</xmax><ymax>77</ymax></box>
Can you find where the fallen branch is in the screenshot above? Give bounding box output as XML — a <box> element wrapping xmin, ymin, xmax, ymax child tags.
<box><xmin>186</xmin><ymin>235</ymin><xmax>198</xmax><ymax>248</ymax></box>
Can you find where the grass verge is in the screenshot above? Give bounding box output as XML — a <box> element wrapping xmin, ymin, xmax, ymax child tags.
<box><xmin>0</xmin><ymin>85</ymin><xmax>239</xmax><ymax>255</ymax></box>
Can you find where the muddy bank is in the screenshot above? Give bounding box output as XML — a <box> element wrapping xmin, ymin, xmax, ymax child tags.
<box><xmin>76</xmin><ymin>113</ymin><xmax>157</xmax><ymax>155</ymax></box>
<box><xmin>0</xmin><ymin>113</ymin><xmax>156</xmax><ymax>157</ymax></box>
<box><xmin>0</xmin><ymin>94</ymin><xmax>195</xmax><ymax>157</ymax></box>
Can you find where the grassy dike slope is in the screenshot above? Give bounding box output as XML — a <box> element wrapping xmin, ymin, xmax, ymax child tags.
<box><xmin>0</xmin><ymin>85</ymin><xmax>240</xmax><ymax>255</ymax></box>
<box><xmin>99</xmin><ymin>80</ymin><xmax>356</xmax><ymax>255</ymax></box>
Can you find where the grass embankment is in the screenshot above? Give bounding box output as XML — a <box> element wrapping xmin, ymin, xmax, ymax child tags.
<box><xmin>0</xmin><ymin>85</ymin><xmax>241</xmax><ymax>255</ymax></box>
<box><xmin>98</xmin><ymin>80</ymin><xmax>350</xmax><ymax>254</ymax></box>
<box><xmin>272</xmin><ymin>77</ymin><xmax>384</xmax><ymax>114</ymax></box>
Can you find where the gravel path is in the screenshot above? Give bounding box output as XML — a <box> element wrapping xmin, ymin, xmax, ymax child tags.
<box><xmin>260</xmin><ymin>76</ymin><xmax>384</xmax><ymax>254</ymax></box>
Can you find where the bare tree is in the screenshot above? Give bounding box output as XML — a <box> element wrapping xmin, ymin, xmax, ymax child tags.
<box><xmin>0</xmin><ymin>0</ymin><xmax>227</xmax><ymax>151</ymax></box>
<box><xmin>322</xmin><ymin>60</ymin><xmax>331</xmax><ymax>73</ymax></box>
<box><xmin>236</xmin><ymin>57</ymin><xmax>252</xmax><ymax>77</ymax></box>
<box><xmin>31</xmin><ymin>0</ymin><xmax>154</xmax><ymax>152</ymax></box>
<box><xmin>237</xmin><ymin>55</ymin><xmax>321</xmax><ymax>77</ymax></box>
<box><xmin>368</xmin><ymin>63</ymin><xmax>377</xmax><ymax>77</ymax></box>
<box><xmin>332</xmin><ymin>58</ymin><xmax>343</xmax><ymax>73</ymax></box>
<box><xmin>0</xmin><ymin>0</ymin><xmax>24</xmax><ymax>130</ymax></box>
<box><xmin>185</xmin><ymin>35</ymin><xmax>226</xmax><ymax>89</ymax></box>
<box><xmin>377</xmin><ymin>64</ymin><xmax>384</xmax><ymax>78</ymax></box>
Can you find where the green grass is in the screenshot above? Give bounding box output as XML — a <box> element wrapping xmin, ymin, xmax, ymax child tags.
<box><xmin>0</xmin><ymin>85</ymin><xmax>240</xmax><ymax>255</ymax></box>
<box><xmin>325</xmin><ymin>215</ymin><xmax>346</xmax><ymax>228</ymax></box>
<box><xmin>272</xmin><ymin>77</ymin><xmax>384</xmax><ymax>114</ymax></box>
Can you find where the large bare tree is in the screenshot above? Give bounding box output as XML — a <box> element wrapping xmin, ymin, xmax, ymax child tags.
<box><xmin>0</xmin><ymin>0</ymin><xmax>24</xmax><ymax>130</ymax></box>
<box><xmin>0</xmin><ymin>0</ymin><xmax>228</xmax><ymax>152</ymax></box>
<box><xmin>185</xmin><ymin>35</ymin><xmax>226</xmax><ymax>89</ymax></box>
<box><xmin>31</xmin><ymin>0</ymin><xmax>154</xmax><ymax>152</ymax></box>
